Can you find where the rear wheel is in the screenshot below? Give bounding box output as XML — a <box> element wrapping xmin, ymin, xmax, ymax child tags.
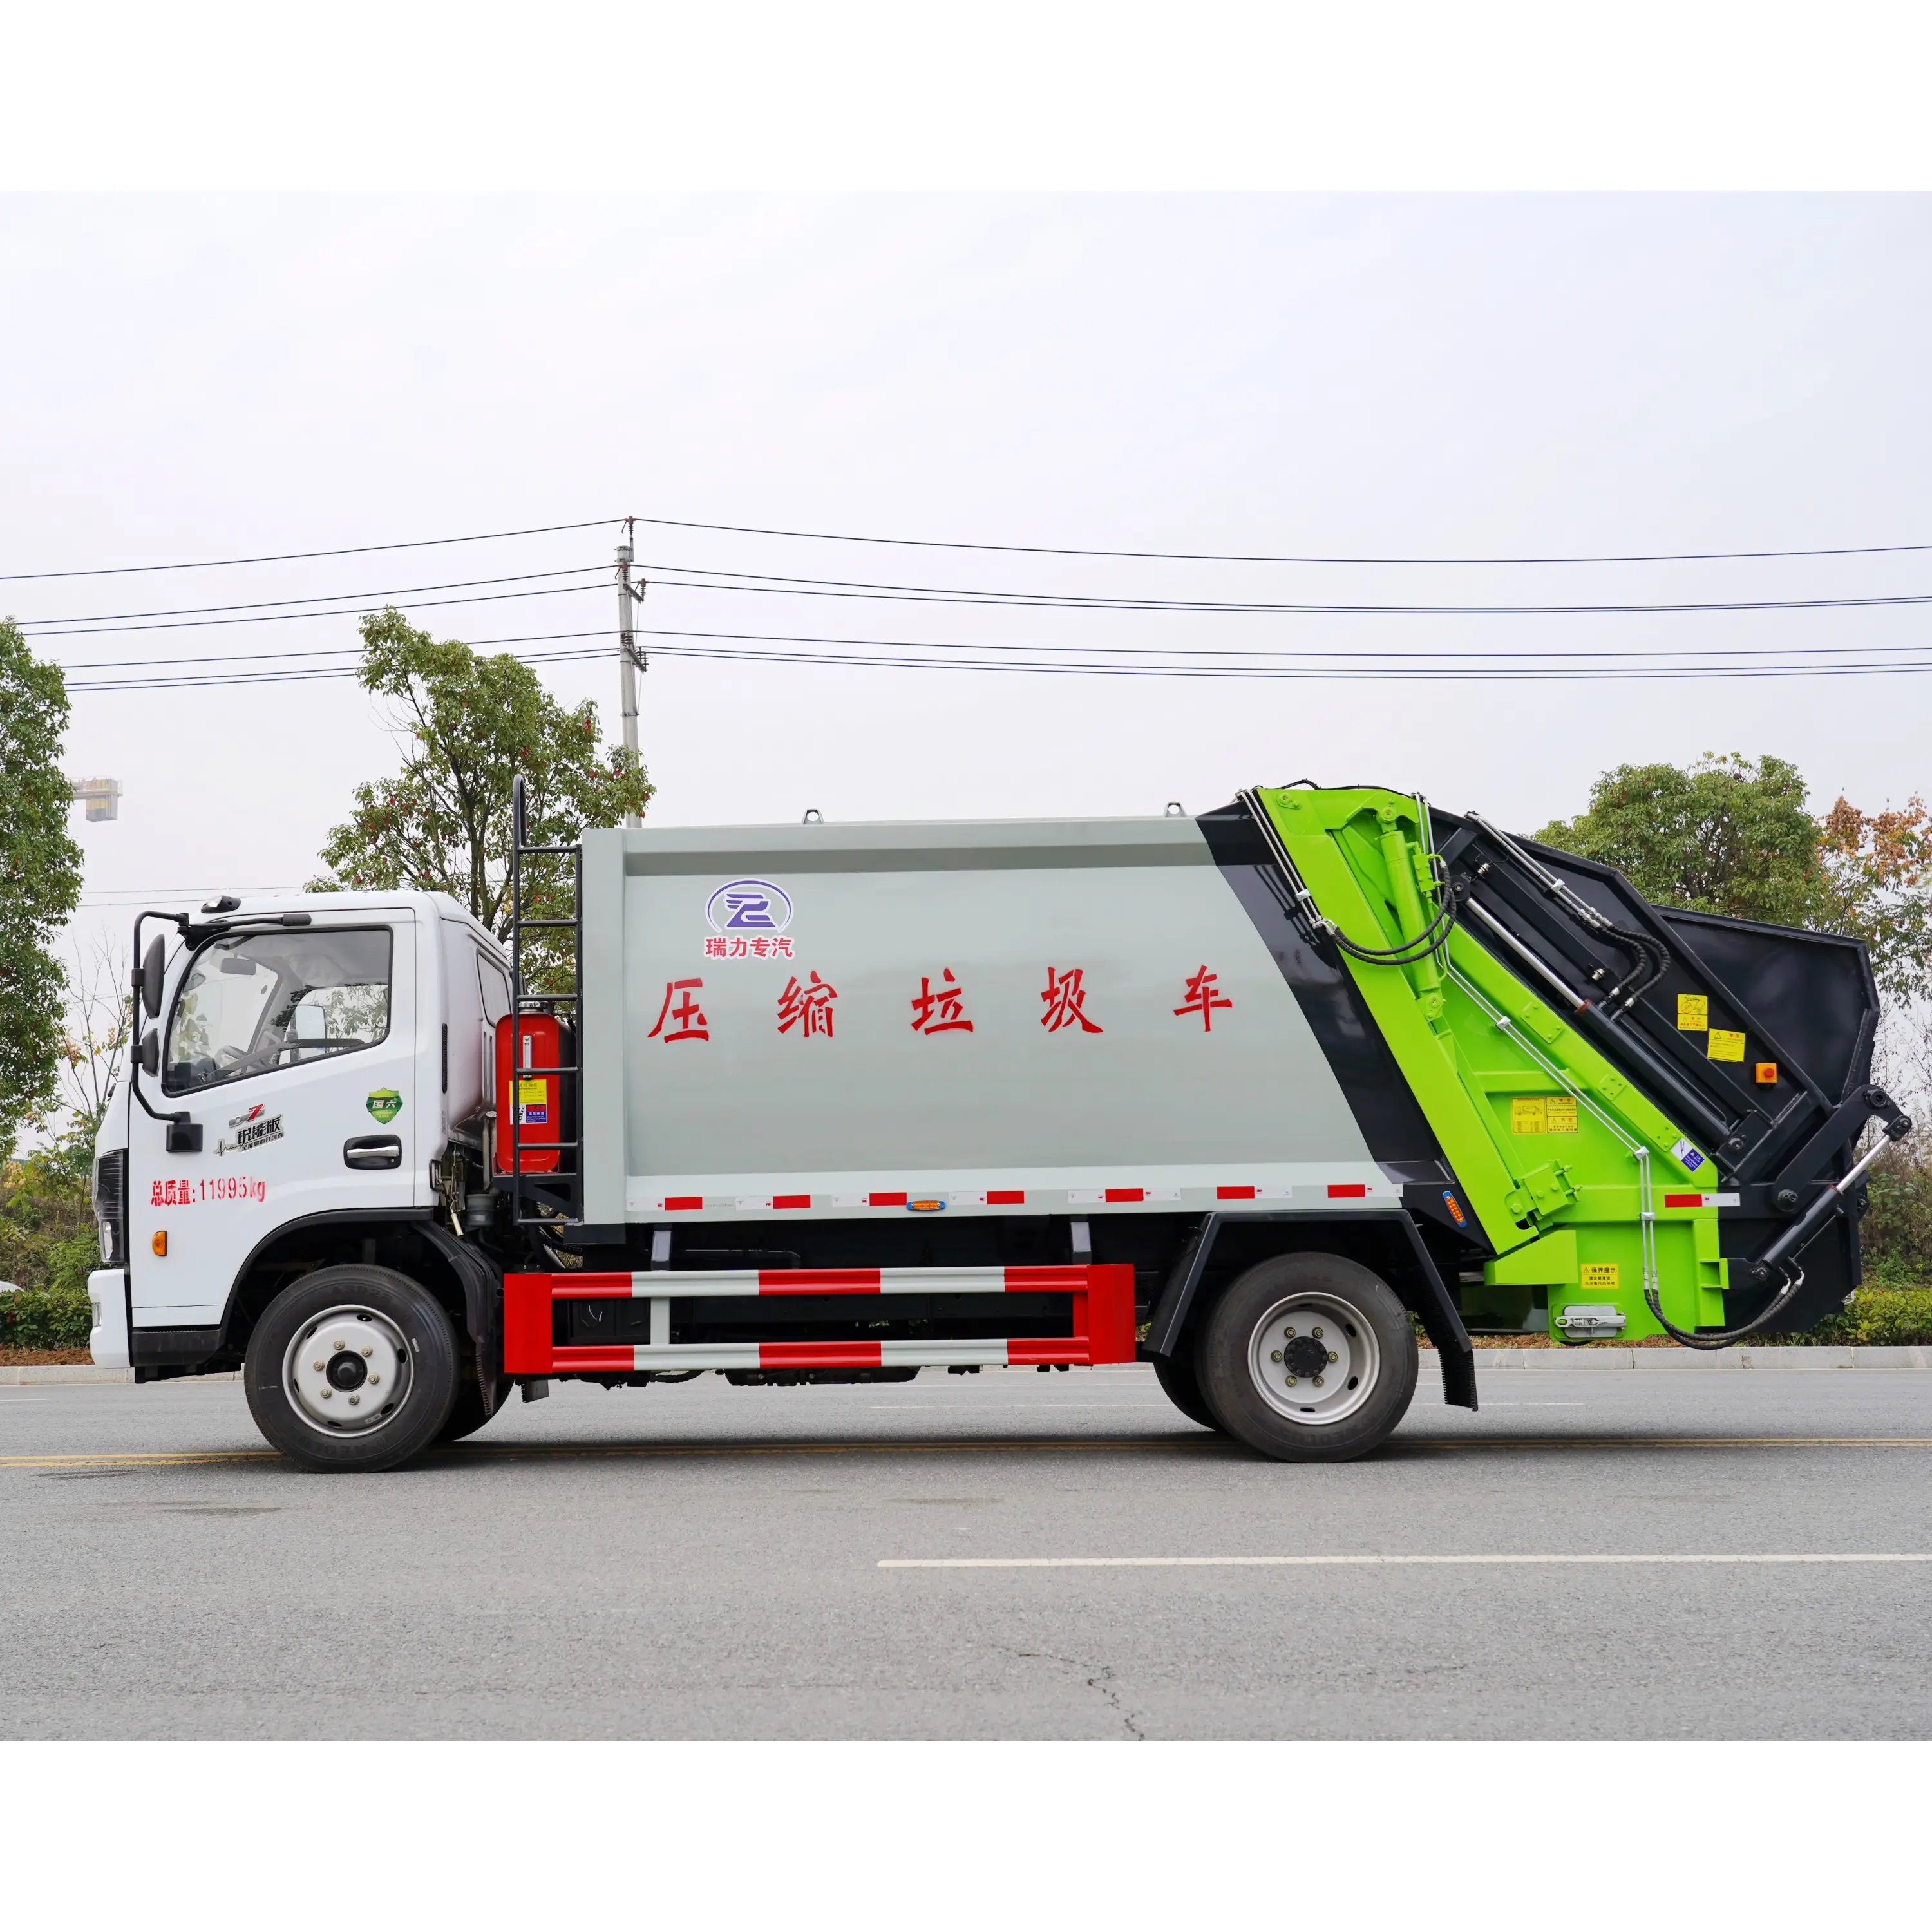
<box><xmin>1195</xmin><ymin>1252</ymin><xmax>1417</xmax><ymax>1463</ymax></box>
<box><xmin>244</xmin><ymin>1265</ymin><xmax>459</xmax><ymax>1472</ymax></box>
<box><xmin>1152</xmin><ymin>1343</ymin><xmax>1223</xmax><ymax>1432</ymax></box>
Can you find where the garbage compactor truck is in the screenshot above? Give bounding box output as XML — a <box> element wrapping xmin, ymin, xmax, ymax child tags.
<box><xmin>88</xmin><ymin>782</ymin><xmax>1908</xmax><ymax>1472</ymax></box>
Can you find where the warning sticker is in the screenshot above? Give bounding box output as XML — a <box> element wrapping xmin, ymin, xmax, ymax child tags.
<box><xmin>516</xmin><ymin>1078</ymin><xmax>547</xmax><ymax>1105</ymax></box>
<box><xmin>1707</xmin><ymin>1028</ymin><xmax>1746</xmax><ymax>1063</ymax></box>
<box><xmin>1510</xmin><ymin>1095</ymin><xmax>1579</xmax><ymax>1135</ymax></box>
<box><xmin>1580</xmin><ymin>1262</ymin><xmax>1620</xmax><ymax>1292</ymax></box>
<box><xmin>1676</xmin><ymin>994</ymin><xmax>1709</xmax><ymax>1030</ymax></box>
<box><xmin>1671</xmin><ymin>1137</ymin><xmax>1707</xmax><ymax>1172</ymax></box>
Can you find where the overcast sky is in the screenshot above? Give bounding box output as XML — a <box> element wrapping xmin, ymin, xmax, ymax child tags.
<box><xmin>5</xmin><ymin>193</ymin><xmax>1929</xmax><ymax>954</ymax></box>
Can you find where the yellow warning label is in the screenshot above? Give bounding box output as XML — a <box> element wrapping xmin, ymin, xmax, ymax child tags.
<box><xmin>516</xmin><ymin>1078</ymin><xmax>547</xmax><ymax>1104</ymax></box>
<box><xmin>1580</xmin><ymin>1262</ymin><xmax>1620</xmax><ymax>1292</ymax></box>
<box><xmin>1511</xmin><ymin>1095</ymin><xmax>1578</xmax><ymax>1134</ymax></box>
<box><xmin>1707</xmin><ymin>1028</ymin><xmax>1746</xmax><ymax>1063</ymax></box>
<box><xmin>1677</xmin><ymin>994</ymin><xmax>1709</xmax><ymax>1030</ymax></box>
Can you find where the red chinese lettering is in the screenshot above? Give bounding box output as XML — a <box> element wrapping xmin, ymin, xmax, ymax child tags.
<box><xmin>911</xmin><ymin>968</ymin><xmax>974</xmax><ymax>1035</ymax></box>
<box><xmin>775</xmin><ymin>936</ymin><xmax>795</xmax><ymax>958</ymax></box>
<box><xmin>1040</xmin><ymin>967</ymin><xmax>1102</xmax><ymax>1034</ymax></box>
<box><xmin>728</xmin><ymin>936</ymin><xmax>749</xmax><ymax>959</ymax></box>
<box><xmin>1173</xmin><ymin>965</ymin><xmax>1233</xmax><ymax>1032</ymax></box>
<box><xmin>777</xmin><ymin>970</ymin><xmax>838</xmax><ymax>1038</ymax></box>
<box><xmin>703</xmin><ymin>936</ymin><xmax>726</xmax><ymax>959</ymax></box>
<box><xmin>647</xmin><ymin>978</ymin><xmax>710</xmax><ymax>1043</ymax></box>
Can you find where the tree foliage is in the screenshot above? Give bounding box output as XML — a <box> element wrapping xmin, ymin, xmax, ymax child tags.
<box><xmin>0</xmin><ymin>619</ymin><xmax>84</xmax><ymax>1151</ymax></box>
<box><xmin>311</xmin><ymin>611</ymin><xmax>652</xmax><ymax>973</ymax></box>
<box><xmin>1538</xmin><ymin>753</ymin><xmax>1932</xmax><ymax>1003</ymax></box>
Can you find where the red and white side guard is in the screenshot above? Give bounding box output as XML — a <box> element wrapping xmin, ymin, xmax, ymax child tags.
<box><xmin>502</xmin><ymin>1264</ymin><xmax>1137</xmax><ymax>1376</ymax></box>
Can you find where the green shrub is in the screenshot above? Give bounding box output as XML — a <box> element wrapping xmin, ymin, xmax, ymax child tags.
<box><xmin>0</xmin><ymin>1154</ymin><xmax>95</xmax><ymax>1293</ymax></box>
<box><xmin>0</xmin><ymin>1283</ymin><xmax>93</xmax><ymax>1350</ymax></box>
<box><xmin>1759</xmin><ymin>1284</ymin><xmax>1932</xmax><ymax>1347</ymax></box>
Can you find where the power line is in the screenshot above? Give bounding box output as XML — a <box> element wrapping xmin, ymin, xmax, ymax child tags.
<box><xmin>633</xmin><ymin>561</ymin><xmax>1932</xmax><ymax>619</ymax></box>
<box><xmin>15</xmin><ymin>563</ymin><xmax>609</xmax><ymax>635</ymax></box>
<box><xmin>19</xmin><ymin>578</ymin><xmax>612</xmax><ymax>640</ymax></box>
<box><xmin>60</xmin><ymin>634</ymin><xmax>1932</xmax><ymax>692</ymax></box>
<box><xmin>44</xmin><ymin>620</ymin><xmax>1932</xmax><ymax>679</ymax></box>
<box><xmin>0</xmin><ymin>518</ymin><xmax>621</xmax><ymax>583</ymax></box>
<box><xmin>632</xmin><ymin>513</ymin><xmax>1932</xmax><ymax>569</ymax></box>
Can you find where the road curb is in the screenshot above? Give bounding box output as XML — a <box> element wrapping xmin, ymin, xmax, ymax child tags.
<box><xmin>1469</xmin><ymin>1345</ymin><xmax>1930</xmax><ymax>1372</ymax></box>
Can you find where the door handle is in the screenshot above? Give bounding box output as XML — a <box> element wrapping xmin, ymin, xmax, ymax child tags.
<box><xmin>343</xmin><ymin>1134</ymin><xmax>402</xmax><ymax>1171</ymax></box>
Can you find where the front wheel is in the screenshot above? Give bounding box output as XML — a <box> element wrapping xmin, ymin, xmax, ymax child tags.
<box><xmin>1195</xmin><ymin>1252</ymin><xmax>1417</xmax><ymax>1463</ymax></box>
<box><xmin>245</xmin><ymin>1265</ymin><xmax>460</xmax><ymax>1472</ymax></box>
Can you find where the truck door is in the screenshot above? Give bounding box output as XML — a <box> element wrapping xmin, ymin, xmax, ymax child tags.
<box><xmin>128</xmin><ymin>918</ymin><xmax>419</xmax><ymax>1334</ymax></box>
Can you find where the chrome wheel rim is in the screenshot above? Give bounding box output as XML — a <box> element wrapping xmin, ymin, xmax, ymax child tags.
<box><xmin>1247</xmin><ymin>1290</ymin><xmax>1381</xmax><ymax>1426</ymax></box>
<box><xmin>283</xmin><ymin>1305</ymin><xmax>412</xmax><ymax>1436</ymax></box>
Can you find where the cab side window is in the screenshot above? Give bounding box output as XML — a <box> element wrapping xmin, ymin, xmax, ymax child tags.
<box><xmin>478</xmin><ymin>956</ymin><xmax>511</xmax><ymax>1025</ymax></box>
<box><xmin>164</xmin><ymin>929</ymin><xmax>393</xmax><ymax>1095</ymax></box>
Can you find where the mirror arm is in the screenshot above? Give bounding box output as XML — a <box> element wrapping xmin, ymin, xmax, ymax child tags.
<box><xmin>128</xmin><ymin>911</ymin><xmax>192</xmax><ymax>1128</ymax></box>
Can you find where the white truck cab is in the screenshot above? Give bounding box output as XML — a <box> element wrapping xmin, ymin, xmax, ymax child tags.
<box><xmin>90</xmin><ymin>893</ymin><xmax>511</xmax><ymax>1450</ymax></box>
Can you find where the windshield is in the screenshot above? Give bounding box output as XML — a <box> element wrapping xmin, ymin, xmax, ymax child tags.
<box><xmin>164</xmin><ymin>928</ymin><xmax>393</xmax><ymax>1095</ymax></box>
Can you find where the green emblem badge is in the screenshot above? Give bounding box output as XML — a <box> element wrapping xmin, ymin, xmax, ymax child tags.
<box><xmin>365</xmin><ymin>1089</ymin><xmax>403</xmax><ymax>1124</ymax></box>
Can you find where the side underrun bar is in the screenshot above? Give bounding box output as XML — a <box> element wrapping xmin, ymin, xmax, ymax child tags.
<box><xmin>502</xmin><ymin>1264</ymin><xmax>1139</xmax><ymax>1374</ymax></box>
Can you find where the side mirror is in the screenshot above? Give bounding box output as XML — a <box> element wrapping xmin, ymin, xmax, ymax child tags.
<box><xmin>138</xmin><ymin>934</ymin><xmax>167</xmax><ymax>1019</ymax></box>
<box><xmin>138</xmin><ymin>1031</ymin><xmax>160</xmax><ymax>1077</ymax></box>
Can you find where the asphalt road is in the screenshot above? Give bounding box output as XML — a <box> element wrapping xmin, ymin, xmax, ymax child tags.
<box><xmin>6</xmin><ymin>1363</ymin><xmax>1932</xmax><ymax>1739</ymax></box>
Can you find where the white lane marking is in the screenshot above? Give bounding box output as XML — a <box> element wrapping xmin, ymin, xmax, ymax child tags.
<box><xmin>878</xmin><ymin>1553</ymin><xmax>1932</xmax><ymax>1569</ymax></box>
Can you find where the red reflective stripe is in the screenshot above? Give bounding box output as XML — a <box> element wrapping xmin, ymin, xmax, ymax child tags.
<box><xmin>1103</xmin><ymin>1188</ymin><xmax>1144</xmax><ymax>1203</ymax></box>
<box><xmin>759</xmin><ymin>1341</ymin><xmax>884</xmax><ymax>1368</ymax></box>
<box><xmin>663</xmin><ymin>1195</ymin><xmax>703</xmax><ymax>1211</ymax></box>
<box><xmin>757</xmin><ymin>1269</ymin><xmax>882</xmax><ymax>1294</ymax></box>
<box><xmin>869</xmin><ymin>1191</ymin><xmax>907</xmax><ymax>1207</ymax></box>
<box><xmin>549</xmin><ymin>1273</ymin><xmax>636</xmax><ymax>1298</ymax></box>
<box><xmin>1327</xmin><ymin>1183</ymin><xmax>1368</xmax><ymax>1198</ymax></box>
<box><xmin>1002</xmin><ymin>1266</ymin><xmax>1092</xmax><ymax>1292</ymax></box>
<box><xmin>985</xmin><ymin>1189</ymin><xmax>1025</xmax><ymax>1205</ymax></box>
<box><xmin>1663</xmin><ymin>1193</ymin><xmax>1704</xmax><ymax>1208</ymax></box>
<box><xmin>1217</xmin><ymin>1185</ymin><xmax>1257</xmax><ymax>1200</ymax></box>
<box><xmin>551</xmin><ymin>1346</ymin><xmax>636</xmax><ymax>1372</ymax></box>
<box><xmin>772</xmin><ymin>1194</ymin><xmax>812</xmax><ymax>1209</ymax></box>
<box><xmin>1007</xmin><ymin>1337</ymin><xmax>1091</xmax><ymax>1365</ymax></box>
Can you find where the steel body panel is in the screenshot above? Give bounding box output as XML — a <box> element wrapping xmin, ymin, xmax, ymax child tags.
<box><xmin>587</xmin><ymin>816</ymin><xmax>1374</xmax><ymax>1219</ymax></box>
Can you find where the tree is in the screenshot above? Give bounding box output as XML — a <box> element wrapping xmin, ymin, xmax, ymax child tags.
<box><xmin>43</xmin><ymin>938</ymin><xmax>131</xmax><ymax>1177</ymax></box>
<box><xmin>311</xmin><ymin>611</ymin><xmax>652</xmax><ymax>976</ymax></box>
<box><xmin>0</xmin><ymin>619</ymin><xmax>84</xmax><ymax>1154</ymax></box>
<box><xmin>1538</xmin><ymin>753</ymin><xmax>1932</xmax><ymax>1003</ymax></box>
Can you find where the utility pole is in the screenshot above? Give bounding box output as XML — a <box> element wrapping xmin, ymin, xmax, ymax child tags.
<box><xmin>616</xmin><ymin>517</ymin><xmax>644</xmax><ymax>828</ymax></box>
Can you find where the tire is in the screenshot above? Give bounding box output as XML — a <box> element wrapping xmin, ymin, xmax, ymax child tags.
<box><xmin>1152</xmin><ymin>1343</ymin><xmax>1224</xmax><ymax>1432</ymax></box>
<box><xmin>1195</xmin><ymin>1252</ymin><xmax>1417</xmax><ymax>1463</ymax></box>
<box><xmin>244</xmin><ymin>1265</ymin><xmax>460</xmax><ymax>1472</ymax></box>
<box><xmin>436</xmin><ymin>1378</ymin><xmax>496</xmax><ymax>1443</ymax></box>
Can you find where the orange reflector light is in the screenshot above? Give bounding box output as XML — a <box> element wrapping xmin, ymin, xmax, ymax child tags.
<box><xmin>151</xmin><ymin>1230</ymin><xmax>168</xmax><ymax>1257</ymax></box>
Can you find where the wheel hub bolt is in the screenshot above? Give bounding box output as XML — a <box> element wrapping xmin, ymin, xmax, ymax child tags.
<box><xmin>1312</xmin><ymin>1327</ymin><xmax>1324</xmax><ymax>1339</ymax></box>
<box><xmin>1285</xmin><ymin>1376</ymin><xmax>1298</xmax><ymax>1387</ymax></box>
<box><xmin>1283</xmin><ymin>1326</ymin><xmax>1296</xmax><ymax>1337</ymax></box>
<box><xmin>1313</xmin><ymin>1375</ymin><xmax>1325</xmax><ymax>1388</ymax></box>
<box><xmin>1327</xmin><ymin>1350</ymin><xmax>1338</xmax><ymax>1363</ymax></box>
<box><xmin>1271</xmin><ymin>1349</ymin><xmax>1283</xmax><ymax>1363</ymax></box>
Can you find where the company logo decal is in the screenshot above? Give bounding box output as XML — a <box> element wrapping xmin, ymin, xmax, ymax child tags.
<box><xmin>365</xmin><ymin>1089</ymin><xmax>404</xmax><ymax>1124</ymax></box>
<box><xmin>218</xmin><ymin>1105</ymin><xmax>283</xmax><ymax>1155</ymax></box>
<box><xmin>706</xmin><ymin>880</ymin><xmax>793</xmax><ymax>934</ymax></box>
